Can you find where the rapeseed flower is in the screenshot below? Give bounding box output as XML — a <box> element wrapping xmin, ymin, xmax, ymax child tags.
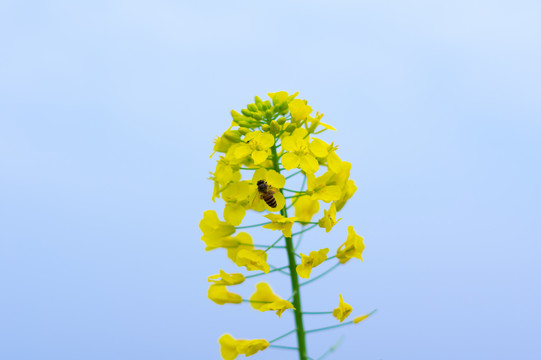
<box><xmin>332</xmin><ymin>294</ymin><xmax>353</xmax><ymax>322</ymax></box>
<box><xmin>250</xmin><ymin>282</ymin><xmax>295</xmax><ymax>317</ymax></box>
<box><xmin>262</xmin><ymin>214</ymin><xmax>297</xmax><ymax>237</ymax></box>
<box><xmin>336</xmin><ymin>226</ymin><xmax>365</xmax><ymax>264</ymax></box>
<box><xmin>296</xmin><ymin>248</ymin><xmax>329</xmax><ymax>279</ymax></box>
<box><xmin>234</xmin><ymin>249</ymin><xmax>270</xmax><ymax>273</ymax></box>
<box><xmin>318</xmin><ymin>202</ymin><xmax>342</xmax><ymax>232</ymax></box>
<box><xmin>208</xmin><ymin>285</ymin><xmax>242</xmax><ymax>305</ymax></box>
<box><xmin>208</xmin><ymin>270</ymin><xmax>246</xmax><ymax>286</ymax></box>
<box><xmin>281</xmin><ymin>128</ymin><xmax>319</xmax><ymax>174</ymax></box>
<box><xmin>219</xmin><ymin>334</ymin><xmax>269</xmax><ymax>360</ymax></box>
<box><xmin>293</xmin><ymin>195</ymin><xmax>320</xmax><ymax>222</ymax></box>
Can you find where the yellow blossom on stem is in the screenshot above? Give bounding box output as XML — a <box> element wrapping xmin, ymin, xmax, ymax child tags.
<box><xmin>222</xmin><ymin>181</ymin><xmax>252</xmax><ymax>225</ymax></box>
<box><xmin>250</xmin><ymin>168</ymin><xmax>286</xmax><ymax>212</ymax></box>
<box><xmin>218</xmin><ymin>334</ymin><xmax>269</xmax><ymax>360</ymax></box>
<box><xmin>306</xmin><ymin>172</ymin><xmax>342</xmax><ymax>203</ymax></box>
<box><xmin>232</xmin><ymin>131</ymin><xmax>274</xmax><ymax>165</ymax></box>
<box><xmin>336</xmin><ymin>226</ymin><xmax>365</xmax><ymax>264</ymax></box>
<box><xmin>307</xmin><ymin>112</ymin><xmax>336</xmax><ymax>133</ymax></box>
<box><xmin>335</xmin><ymin>179</ymin><xmax>357</xmax><ymax>211</ymax></box>
<box><xmin>332</xmin><ymin>294</ymin><xmax>353</xmax><ymax>322</ymax></box>
<box><xmin>318</xmin><ymin>202</ymin><xmax>342</xmax><ymax>232</ymax></box>
<box><xmin>208</xmin><ymin>270</ymin><xmax>245</xmax><ymax>286</ymax></box>
<box><xmin>226</xmin><ymin>232</ymin><xmax>253</xmax><ymax>263</ymax></box>
<box><xmin>288</xmin><ymin>99</ymin><xmax>312</xmax><ymax>123</ymax></box>
<box><xmin>293</xmin><ymin>195</ymin><xmax>320</xmax><ymax>222</ymax></box>
<box><xmin>250</xmin><ymin>282</ymin><xmax>295</xmax><ymax>318</ymax></box>
<box><xmin>263</xmin><ymin>214</ymin><xmax>297</xmax><ymax>237</ymax></box>
<box><xmin>296</xmin><ymin>248</ymin><xmax>329</xmax><ymax>279</ymax></box>
<box><xmin>234</xmin><ymin>249</ymin><xmax>270</xmax><ymax>273</ymax></box>
<box><xmin>199</xmin><ymin>210</ymin><xmax>236</xmax><ymax>250</ymax></box>
<box><xmin>281</xmin><ymin>128</ymin><xmax>319</xmax><ymax>174</ymax></box>
<box><xmin>208</xmin><ymin>285</ymin><xmax>242</xmax><ymax>305</ymax></box>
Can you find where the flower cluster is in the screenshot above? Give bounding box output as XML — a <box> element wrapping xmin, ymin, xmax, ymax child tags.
<box><xmin>200</xmin><ymin>92</ymin><xmax>375</xmax><ymax>360</ymax></box>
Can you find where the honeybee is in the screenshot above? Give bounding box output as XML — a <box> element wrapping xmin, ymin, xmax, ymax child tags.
<box><xmin>257</xmin><ymin>180</ymin><xmax>277</xmax><ymax>208</ymax></box>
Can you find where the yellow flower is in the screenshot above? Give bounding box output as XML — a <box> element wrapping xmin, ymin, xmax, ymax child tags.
<box><xmin>208</xmin><ymin>285</ymin><xmax>242</xmax><ymax>305</ymax></box>
<box><xmin>267</xmin><ymin>91</ymin><xmax>290</xmax><ymax>105</ymax></box>
<box><xmin>218</xmin><ymin>334</ymin><xmax>269</xmax><ymax>360</ymax></box>
<box><xmin>288</xmin><ymin>99</ymin><xmax>312</xmax><ymax>123</ymax></box>
<box><xmin>234</xmin><ymin>249</ymin><xmax>270</xmax><ymax>273</ymax></box>
<box><xmin>296</xmin><ymin>248</ymin><xmax>329</xmax><ymax>279</ymax></box>
<box><xmin>199</xmin><ymin>210</ymin><xmax>236</xmax><ymax>250</ymax></box>
<box><xmin>335</xmin><ymin>179</ymin><xmax>357</xmax><ymax>211</ymax></box>
<box><xmin>250</xmin><ymin>168</ymin><xmax>286</xmax><ymax>212</ymax></box>
<box><xmin>232</xmin><ymin>131</ymin><xmax>274</xmax><ymax>164</ymax></box>
<box><xmin>332</xmin><ymin>294</ymin><xmax>353</xmax><ymax>322</ymax></box>
<box><xmin>226</xmin><ymin>232</ymin><xmax>253</xmax><ymax>263</ymax></box>
<box><xmin>222</xmin><ymin>181</ymin><xmax>252</xmax><ymax>225</ymax></box>
<box><xmin>293</xmin><ymin>195</ymin><xmax>320</xmax><ymax>222</ymax></box>
<box><xmin>250</xmin><ymin>282</ymin><xmax>295</xmax><ymax>318</ymax></box>
<box><xmin>318</xmin><ymin>202</ymin><xmax>342</xmax><ymax>232</ymax></box>
<box><xmin>306</xmin><ymin>172</ymin><xmax>342</xmax><ymax>203</ymax></box>
<box><xmin>208</xmin><ymin>270</ymin><xmax>245</xmax><ymax>286</ymax></box>
<box><xmin>336</xmin><ymin>226</ymin><xmax>365</xmax><ymax>264</ymax></box>
<box><xmin>307</xmin><ymin>112</ymin><xmax>336</xmax><ymax>133</ymax></box>
<box><xmin>263</xmin><ymin>214</ymin><xmax>297</xmax><ymax>237</ymax></box>
<box><xmin>281</xmin><ymin>128</ymin><xmax>319</xmax><ymax>174</ymax></box>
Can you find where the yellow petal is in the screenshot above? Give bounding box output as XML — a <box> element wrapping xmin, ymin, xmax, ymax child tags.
<box><xmin>252</xmin><ymin>150</ymin><xmax>268</xmax><ymax>164</ymax></box>
<box><xmin>266</xmin><ymin>170</ymin><xmax>285</xmax><ymax>189</ymax></box>
<box><xmin>299</xmin><ymin>155</ymin><xmax>319</xmax><ymax>174</ymax></box>
<box><xmin>281</xmin><ymin>152</ymin><xmax>300</xmax><ymax>170</ymax></box>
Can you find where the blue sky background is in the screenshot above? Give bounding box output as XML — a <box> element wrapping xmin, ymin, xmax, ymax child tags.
<box><xmin>1</xmin><ymin>1</ymin><xmax>540</xmax><ymax>359</ymax></box>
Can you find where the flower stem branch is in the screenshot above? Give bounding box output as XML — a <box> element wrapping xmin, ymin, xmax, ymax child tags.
<box><xmin>300</xmin><ymin>262</ymin><xmax>340</xmax><ymax>287</ymax></box>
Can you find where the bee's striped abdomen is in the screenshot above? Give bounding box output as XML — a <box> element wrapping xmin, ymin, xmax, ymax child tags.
<box><xmin>262</xmin><ymin>193</ymin><xmax>277</xmax><ymax>208</ymax></box>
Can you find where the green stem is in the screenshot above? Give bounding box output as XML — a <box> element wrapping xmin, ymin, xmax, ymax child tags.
<box><xmin>271</xmin><ymin>142</ymin><xmax>308</xmax><ymax>360</ymax></box>
<box><xmin>269</xmin><ymin>345</ymin><xmax>299</xmax><ymax>351</ymax></box>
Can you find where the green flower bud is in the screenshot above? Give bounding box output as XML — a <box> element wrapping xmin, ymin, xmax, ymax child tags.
<box><xmin>270</xmin><ymin>120</ymin><xmax>281</xmax><ymax>135</ymax></box>
<box><xmin>247</xmin><ymin>103</ymin><xmax>258</xmax><ymax>112</ymax></box>
<box><xmin>252</xmin><ymin>112</ymin><xmax>263</xmax><ymax>120</ymax></box>
<box><xmin>241</xmin><ymin>109</ymin><xmax>253</xmax><ymax>117</ymax></box>
<box><xmin>285</xmin><ymin>124</ymin><xmax>297</xmax><ymax>132</ymax></box>
<box><xmin>263</xmin><ymin>100</ymin><xmax>272</xmax><ymax>110</ymax></box>
<box><xmin>277</xmin><ymin>117</ymin><xmax>287</xmax><ymax>125</ymax></box>
<box><xmin>223</xmin><ymin>130</ymin><xmax>242</xmax><ymax>143</ymax></box>
<box><xmin>255</xmin><ymin>96</ymin><xmax>264</xmax><ymax>110</ymax></box>
<box><xmin>231</xmin><ymin>110</ymin><xmax>243</xmax><ymax>120</ymax></box>
<box><xmin>238</xmin><ymin>127</ymin><xmax>250</xmax><ymax>135</ymax></box>
<box><xmin>265</xmin><ymin>110</ymin><xmax>273</xmax><ymax>120</ymax></box>
<box><xmin>261</xmin><ymin>124</ymin><xmax>271</xmax><ymax>132</ymax></box>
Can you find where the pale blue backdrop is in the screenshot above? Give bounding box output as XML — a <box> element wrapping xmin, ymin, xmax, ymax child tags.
<box><xmin>1</xmin><ymin>1</ymin><xmax>540</xmax><ymax>359</ymax></box>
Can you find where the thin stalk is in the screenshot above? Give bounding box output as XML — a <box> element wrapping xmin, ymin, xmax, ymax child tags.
<box><xmin>265</xmin><ymin>235</ymin><xmax>284</xmax><ymax>252</ymax></box>
<box><xmin>269</xmin><ymin>345</ymin><xmax>299</xmax><ymax>351</ymax></box>
<box><xmin>244</xmin><ymin>265</ymin><xmax>290</xmax><ymax>279</ymax></box>
<box><xmin>269</xmin><ymin>329</ymin><xmax>296</xmax><ymax>343</ymax></box>
<box><xmin>300</xmin><ymin>262</ymin><xmax>341</xmax><ymax>287</ymax></box>
<box><xmin>285</xmin><ymin>170</ymin><xmax>303</xmax><ymax>180</ymax></box>
<box><xmin>292</xmin><ymin>224</ymin><xmax>318</xmax><ymax>236</ymax></box>
<box><xmin>271</xmin><ymin>142</ymin><xmax>308</xmax><ymax>360</ymax></box>
<box><xmin>302</xmin><ymin>311</ymin><xmax>333</xmax><ymax>315</ymax></box>
<box><xmin>236</xmin><ymin>222</ymin><xmax>271</xmax><ymax>229</ymax></box>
